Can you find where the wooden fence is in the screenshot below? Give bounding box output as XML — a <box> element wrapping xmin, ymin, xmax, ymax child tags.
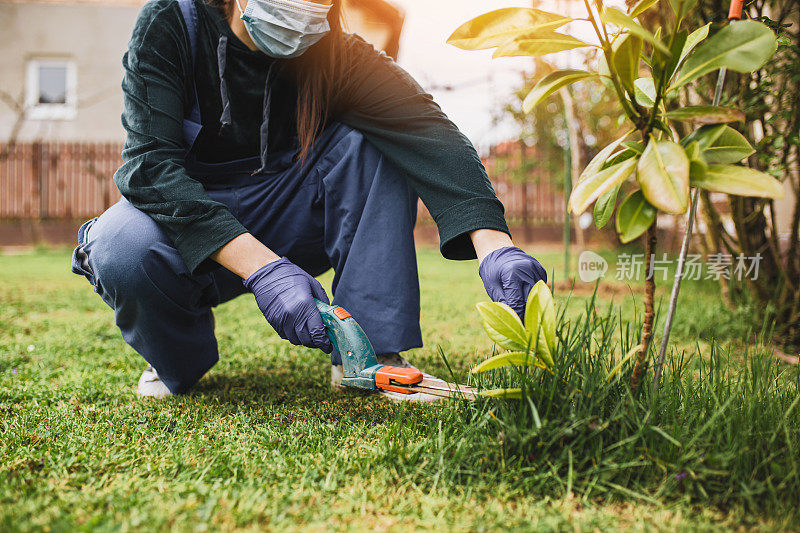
<box><xmin>0</xmin><ymin>141</ymin><xmax>566</xmax><ymax>225</ymax></box>
<box><xmin>1</xmin><ymin>142</ymin><xmax>122</xmax><ymax>219</ymax></box>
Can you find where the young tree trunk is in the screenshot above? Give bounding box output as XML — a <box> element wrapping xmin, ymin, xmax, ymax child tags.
<box><xmin>631</xmin><ymin>220</ymin><xmax>658</xmax><ymax>389</ymax></box>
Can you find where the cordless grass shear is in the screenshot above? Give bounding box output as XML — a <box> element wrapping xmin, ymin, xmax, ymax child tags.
<box><xmin>315</xmin><ymin>299</ymin><xmax>478</xmax><ymax>400</ymax></box>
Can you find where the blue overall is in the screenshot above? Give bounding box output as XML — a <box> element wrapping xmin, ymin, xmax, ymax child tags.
<box><xmin>70</xmin><ymin>0</ymin><xmax>422</xmax><ymax>394</ymax></box>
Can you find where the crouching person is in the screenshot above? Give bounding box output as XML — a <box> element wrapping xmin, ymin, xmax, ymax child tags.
<box><xmin>70</xmin><ymin>0</ymin><xmax>546</xmax><ymax>400</ymax></box>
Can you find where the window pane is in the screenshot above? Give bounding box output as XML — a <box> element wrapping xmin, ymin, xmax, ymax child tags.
<box><xmin>38</xmin><ymin>65</ymin><xmax>68</xmax><ymax>104</ymax></box>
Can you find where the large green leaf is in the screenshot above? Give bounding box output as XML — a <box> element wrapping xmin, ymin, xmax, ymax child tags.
<box><xmin>480</xmin><ymin>388</ymin><xmax>524</xmax><ymax>399</ymax></box>
<box><xmin>682</xmin><ymin>125</ymin><xmax>755</xmax><ymax>164</ymax></box>
<box><xmin>594</xmin><ymin>184</ymin><xmax>621</xmax><ymax>229</ymax></box>
<box><xmin>522</xmin><ymin>69</ymin><xmax>597</xmax><ymax>113</ymax></box>
<box><xmin>634</xmin><ymin>78</ymin><xmax>656</xmax><ymax>107</ymax></box>
<box><xmin>668</xmin><ymin>0</ymin><xmax>699</xmax><ymax>20</ymax></box>
<box><xmin>471</xmin><ymin>352</ymin><xmax>546</xmax><ymax>373</ymax></box>
<box><xmin>677</xmin><ymin>22</ymin><xmax>711</xmax><ymax>68</ymax></box>
<box><xmin>664</xmin><ymin>106</ymin><xmax>745</xmax><ymax>124</ymax></box>
<box><xmin>629</xmin><ymin>0</ymin><xmax>660</xmax><ymax>18</ymax></box>
<box><xmin>600</xmin><ymin>8</ymin><xmax>671</xmax><ymax>55</ymax></box>
<box><xmin>577</xmin><ymin>131</ymin><xmax>633</xmax><ymax>184</ymax></box>
<box><xmin>637</xmin><ymin>139</ymin><xmax>690</xmax><ymax>214</ymax></box>
<box><xmin>692</xmin><ymin>164</ymin><xmax>785</xmax><ymax>199</ymax></box>
<box><xmin>613</xmin><ymin>35</ymin><xmax>643</xmax><ymax>95</ymax></box>
<box><xmin>475</xmin><ymin>301</ymin><xmax>529</xmax><ymax>351</ymax></box>
<box><xmin>447</xmin><ymin>8</ymin><xmax>571</xmax><ymax>50</ymax></box>
<box><xmin>654</xmin><ymin>30</ymin><xmax>689</xmax><ymax>80</ymax></box>
<box><xmin>672</xmin><ymin>20</ymin><xmax>777</xmax><ymax>89</ymax></box>
<box><xmin>685</xmin><ymin>141</ymin><xmax>708</xmax><ymax>180</ymax></box>
<box><xmin>653</xmin><ymin>29</ymin><xmax>687</xmax><ymax>81</ymax></box>
<box><xmin>524</xmin><ymin>280</ymin><xmax>556</xmax><ymax>367</ymax></box>
<box><xmin>616</xmin><ymin>190</ymin><xmax>657</xmax><ymax>243</ymax></box>
<box><xmin>603</xmin><ymin>147</ymin><xmax>640</xmax><ymax>168</ymax></box>
<box><xmin>622</xmin><ymin>141</ymin><xmax>645</xmax><ymax>154</ymax></box>
<box><xmin>493</xmin><ymin>31</ymin><xmax>591</xmax><ymax>58</ymax></box>
<box><xmin>569</xmin><ymin>158</ymin><xmax>638</xmax><ymax>215</ymax></box>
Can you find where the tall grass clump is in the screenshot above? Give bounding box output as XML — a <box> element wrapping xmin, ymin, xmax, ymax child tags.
<box><xmin>372</xmin><ymin>290</ymin><xmax>800</xmax><ymax>515</ymax></box>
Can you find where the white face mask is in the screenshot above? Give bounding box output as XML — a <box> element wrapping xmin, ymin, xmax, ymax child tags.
<box><xmin>235</xmin><ymin>0</ymin><xmax>332</xmax><ymax>58</ymax></box>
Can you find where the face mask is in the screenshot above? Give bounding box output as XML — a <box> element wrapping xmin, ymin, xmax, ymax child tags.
<box><xmin>235</xmin><ymin>0</ymin><xmax>332</xmax><ymax>59</ymax></box>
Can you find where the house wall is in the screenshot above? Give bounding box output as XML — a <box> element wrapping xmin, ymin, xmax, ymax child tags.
<box><xmin>0</xmin><ymin>1</ymin><xmax>401</xmax><ymax>144</ymax></box>
<box><xmin>0</xmin><ymin>2</ymin><xmax>143</xmax><ymax>143</ymax></box>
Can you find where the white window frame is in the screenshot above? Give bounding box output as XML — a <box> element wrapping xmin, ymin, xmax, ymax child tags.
<box><xmin>25</xmin><ymin>58</ymin><xmax>78</xmax><ymax>121</ymax></box>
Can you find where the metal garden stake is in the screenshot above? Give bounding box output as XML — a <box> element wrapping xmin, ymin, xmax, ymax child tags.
<box><xmin>653</xmin><ymin>0</ymin><xmax>746</xmax><ymax>389</ymax></box>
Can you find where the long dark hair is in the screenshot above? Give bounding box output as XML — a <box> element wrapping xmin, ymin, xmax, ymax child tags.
<box><xmin>208</xmin><ymin>0</ymin><xmax>348</xmax><ymax>164</ymax></box>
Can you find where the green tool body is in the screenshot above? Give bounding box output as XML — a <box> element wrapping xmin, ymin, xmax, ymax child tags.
<box><xmin>314</xmin><ymin>299</ymin><xmax>478</xmax><ymax>400</ymax></box>
<box><xmin>314</xmin><ymin>299</ymin><xmax>384</xmax><ymax>390</ymax></box>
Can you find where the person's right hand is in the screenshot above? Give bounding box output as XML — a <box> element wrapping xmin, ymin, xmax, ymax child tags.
<box><xmin>243</xmin><ymin>258</ymin><xmax>333</xmax><ymax>353</ymax></box>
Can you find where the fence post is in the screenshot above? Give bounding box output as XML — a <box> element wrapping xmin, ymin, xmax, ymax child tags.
<box><xmin>39</xmin><ymin>142</ymin><xmax>49</xmax><ymax>219</ymax></box>
<box><xmin>28</xmin><ymin>142</ymin><xmax>46</xmax><ymax>243</ymax></box>
<box><xmin>30</xmin><ymin>142</ymin><xmax>41</xmax><ymax>219</ymax></box>
<box><xmin>519</xmin><ymin>140</ymin><xmax>532</xmax><ymax>243</ymax></box>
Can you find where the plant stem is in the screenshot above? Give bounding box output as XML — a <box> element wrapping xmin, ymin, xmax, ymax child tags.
<box><xmin>581</xmin><ymin>0</ymin><xmax>642</xmax><ymax>124</ymax></box>
<box><xmin>644</xmin><ymin>12</ymin><xmax>683</xmax><ymax>140</ymax></box>
<box><xmin>631</xmin><ymin>219</ymin><xmax>658</xmax><ymax>389</ymax></box>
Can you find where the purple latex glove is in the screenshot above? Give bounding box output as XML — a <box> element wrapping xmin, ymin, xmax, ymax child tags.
<box><xmin>478</xmin><ymin>246</ymin><xmax>547</xmax><ymax>320</ymax></box>
<box><xmin>243</xmin><ymin>258</ymin><xmax>333</xmax><ymax>353</ymax></box>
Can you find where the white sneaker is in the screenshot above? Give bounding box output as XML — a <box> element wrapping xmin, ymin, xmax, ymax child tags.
<box><xmin>331</xmin><ymin>353</ymin><xmax>443</xmax><ymax>403</ymax></box>
<box><xmin>331</xmin><ymin>363</ymin><xmax>346</xmax><ymax>389</ymax></box>
<box><xmin>137</xmin><ymin>366</ymin><xmax>173</xmax><ymax>399</ymax></box>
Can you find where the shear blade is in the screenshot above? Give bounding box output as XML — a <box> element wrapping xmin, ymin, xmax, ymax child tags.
<box><xmin>397</xmin><ymin>378</ymin><xmax>479</xmax><ymax>400</ymax></box>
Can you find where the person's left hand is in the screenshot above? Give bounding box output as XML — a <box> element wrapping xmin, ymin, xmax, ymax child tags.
<box><xmin>478</xmin><ymin>246</ymin><xmax>547</xmax><ymax>320</ymax></box>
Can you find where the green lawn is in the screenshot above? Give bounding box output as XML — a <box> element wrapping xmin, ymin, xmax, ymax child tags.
<box><xmin>1</xmin><ymin>247</ymin><xmax>796</xmax><ymax>531</ymax></box>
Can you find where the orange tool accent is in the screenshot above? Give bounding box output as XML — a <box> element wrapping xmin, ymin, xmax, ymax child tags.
<box><xmin>728</xmin><ymin>0</ymin><xmax>744</xmax><ymax>19</ymax></box>
<box><xmin>375</xmin><ymin>366</ymin><xmax>423</xmax><ymax>394</ymax></box>
<box><xmin>333</xmin><ymin>307</ymin><xmax>351</xmax><ymax>320</ymax></box>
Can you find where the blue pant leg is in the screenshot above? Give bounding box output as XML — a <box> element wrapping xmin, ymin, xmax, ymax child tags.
<box><xmin>318</xmin><ymin>124</ymin><xmax>423</xmax><ymax>364</ymax></box>
<box><xmin>201</xmin><ymin>123</ymin><xmax>423</xmax><ymax>366</ymax></box>
<box><xmin>76</xmin><ymin>199</ymin><xmax>221</xmax><ymax>394</ymax></box>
